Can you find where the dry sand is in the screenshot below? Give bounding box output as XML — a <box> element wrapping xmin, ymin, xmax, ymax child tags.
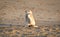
<box><xmin>0</xmin><ymin>0</ymin><xmax>60</xmax><ymax>25</ymax></box>
<box><xmin>0</xmin><ymin>0</ymin><xmax>60</xmax><ymax>37</ymax></box>
<box><xmin>0</xmin><ymin>25</ymin><xmax>60</xmax><ymax>37</ymax></box>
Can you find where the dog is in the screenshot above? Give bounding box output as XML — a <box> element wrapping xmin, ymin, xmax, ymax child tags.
<box><xmin>25</xmin><ymin>10</ymin><xmax>38</xmax><ymax>27</ymax></box>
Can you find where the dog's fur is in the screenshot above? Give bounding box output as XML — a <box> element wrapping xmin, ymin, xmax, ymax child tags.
<box><xmin>25</xmin><ymin>10</ymin><xmax>38</xmax><ymax>27</ymax></box>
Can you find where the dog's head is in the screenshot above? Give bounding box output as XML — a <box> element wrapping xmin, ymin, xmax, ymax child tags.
<box><xmin>25</xmin><ymin>10</ymin><xmax>32</xmax><ymax>15</ymax></box>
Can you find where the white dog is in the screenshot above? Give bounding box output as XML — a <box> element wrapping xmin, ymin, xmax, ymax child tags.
<box><xmin>25</xmin><ymin>10</ymin><xmax>38</xmax><ymax>27</ymax></box>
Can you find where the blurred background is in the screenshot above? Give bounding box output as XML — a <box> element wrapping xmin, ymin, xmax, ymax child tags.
<box><xmin>0</xmin><ymin>0</ymin><xmax>60</xmax><ymax>26</ymax></box>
